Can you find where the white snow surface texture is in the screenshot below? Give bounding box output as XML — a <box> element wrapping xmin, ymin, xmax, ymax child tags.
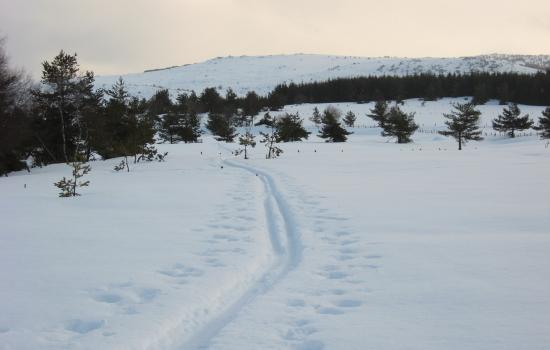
<box><xmin>1</xmin><ymin>98</ymin><xmax>550</xmax><ymax>349</ymax></box>
<box><xmin>94</xmin><ymin>53</ymin><xmax>550</xmax><ymax>98</ymax></box>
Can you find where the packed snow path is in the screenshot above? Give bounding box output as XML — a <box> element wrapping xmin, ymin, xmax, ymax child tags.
<box><xmin>179</xmin><ymin>154</ymin><xmax>303</xmax><ymax>349</ymax></box>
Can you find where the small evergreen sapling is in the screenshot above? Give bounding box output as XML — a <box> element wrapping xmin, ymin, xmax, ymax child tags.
<box><xmin>343</xmin><ymin>111</ymin><xmax>356</xmax><ymax>127</ymax></box>
<box><xmin>236</xmin><ymin>129</ymin><xmax>256</xmax><ymax>159</ymax></box>
<box><xmin>492</xmin><ymin>103</ymin><xmax>533</xmax><ymax>138</ymax></box>
<box><xmin>534</xmin><ymin>107</ymin><xmax>550</xmax><ymax>139</ymax></box>
<box><xmin>439</xmin><ymin>102</ymin><xmax>483</xmax><ymax>150</ymax></box>
<box><xmin>309</xmin><ymin>107</ymin><xmax>322</xmax><ymax>128</ymax></box>
<box><xmin>54</xmin><ymin>159</ymin><xmax>91</xmax><ymax>197</ymax></box>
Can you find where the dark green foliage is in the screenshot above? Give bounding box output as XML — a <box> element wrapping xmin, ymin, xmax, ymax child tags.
<box><xmin>492</xmin><ymin>103</ymin><xmax>533</xmax><ymax>137</ymax></box>
<box><xmin>242</xmin><ymin>91</ymin><xmax>261</xmax><ymax>118</ymax></box>
<box><xmin>368</xmin><ymin>101</ymin><xmax>417</xmax><ymax>143</ymax></box>
<box><xmin>147</xmin><ymin>89</ymin><xmax>172</xmax><ymax>116</ymax></box>
<box><xmin>265</xmin><ymin>72</ymin><xmax>550</xmax><ymax>107</ymax></box>
<box><xmin>440</xmin><ymin>102</ymin><xmax>483</xmax><ymax>150</ymax></box>
<box><xmin>534</xmin><ymin>107</ymin><xmax>550</xmax><ymax>139</ymax></box>
<box><xmin>159</xmin><ymin>113</ymin><xmax>185</xmax><ymax>144</ymax></box>
<box><xmin>200</xmin><ymin>87</ymin><xmax>223</xmax><ymax>113</ymax></box>
<box><xmin>32</xmin><ymin>50</ymin><xmax>102</xmax><ymax>164</ymax></box>
<box><xmin>381</xmin><ymin>106</ymin><xmax>418</xmax><ymax>143</ymax></box>
<box><xmin>275</xmin><ymin>113</ymin><xmax>310</xmax><ymax>142</ymax></box>
<box><xmin>343</xmin><ymin>111</ymin><xmax>356</xmax><ymax>127</ymax></box>
<box><xmin>178</xmin><ymin>112</ymin><xmax>202</xmax><ymax>143</ymax></box>
<box><xmin>0</xmin><ymin>41</ymin><xmax>32</xmax><ymax>175</ymax></box>
<box><xmin>206</xmin><ymin>112</ymin><xmax>237</xmax><ymax>142</ymax></box>
<box><xmin>367</xmin><ymin>100</ymin><xmax>389</xmax><ymax>126</ymax></box>
<box><xmin>158</xmin><ymin>111</ymin><xmax>201</xmax><ymax>144</ymax></box>
<box><xmin>318</xmin><ymin>107</ymin><xmax>351</xmax><ymax>142</ymax></box>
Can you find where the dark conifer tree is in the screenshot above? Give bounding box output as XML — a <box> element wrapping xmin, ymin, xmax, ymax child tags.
<box><xmin>534</xmin><ymin>107</ymin><xmax>550</xmax><ymax>139</ymax></box>
<box><xmin>492</xmin><ymin>103</ymin><xmax>533</xmax><ymax>137</ymax></box>
<box><xmin>159</xmin><ymin>113</ymin><xmax>184</xmax><ymax>144</ymax></box>
<box><xmin>440</xmin><ymin>102</ymin><xmax>483</xmax><ymax>150</ymax></box>
<box><xmin>380</xmin><ymin>105</ymin><xmax>418</xmax><ymax>143</ymax></box>
<box><xmin>200</xmin><ymin>87</ymin><xmax>223</xmax><ymax>113</ymax></box>
<box><xmin>318</xmin><ymin>107</ymin><xmax>351</xmax><ymax>142</ymax></box>
<box><xmin>275</xmin><ymin>113</ymin><xmax>310</xmax><ymax>142</ymax></box>
<box><xmin>178</xmin><ymin>112</ymin><xmax>202</xmax><ymax>143</ymax></box>
<box><xmin>147</xmin><ymin>89</ymin><xmax>172</xmax><ymax>117</ymax></box>
<box><xmin>32</xmin><ymin>51</ymin><xmax>98</xmax><ymax>163</ymax></box>
<box><xmin>206</xmin><ymin>112</ymin><xmax>237</xmax><ymax>142</ymax></box>
<box><xmin>367</xmin><ymin>100</ymin><xmax>389</xmax><ymax>127</ymax></box>
<box><xmin>343</xmin><ymin>111</ymin><xmax>356</xmax><ymax>127</ymax></box>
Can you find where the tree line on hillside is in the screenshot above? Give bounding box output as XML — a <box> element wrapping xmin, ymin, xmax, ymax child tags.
<box><xmin>2</xmin><ymin>45</ymin><xmax>550</xmax><ymax>180</ymax></box>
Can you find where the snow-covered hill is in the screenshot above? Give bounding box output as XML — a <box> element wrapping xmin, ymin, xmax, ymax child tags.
<box><xmin>94</xmin><ymin>53</ymin><xmax>550</xmax><ymax>98</ymax></box>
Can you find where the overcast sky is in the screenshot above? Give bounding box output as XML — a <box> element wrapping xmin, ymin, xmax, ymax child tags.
<box><xmin>1</xmin><ymin>0</ymin><xmax>549</xmax><ymax>78</ymax></box>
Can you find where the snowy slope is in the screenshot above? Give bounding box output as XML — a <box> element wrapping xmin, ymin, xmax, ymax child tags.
<box><xmin>1</xmin><ymin>99</ymin><xmax>550</xmax><ymax>349</ymax></box>
<box><xmin>94</xmin><ymin>54</ymin><xmax>550</xmax><ymax>98</ymax></box>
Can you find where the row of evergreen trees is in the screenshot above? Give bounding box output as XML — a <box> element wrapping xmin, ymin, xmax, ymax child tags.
<box><xmin>2</xmin><ymin>45</ymin><xmax>550</xmax><ymax>176</ymax></box>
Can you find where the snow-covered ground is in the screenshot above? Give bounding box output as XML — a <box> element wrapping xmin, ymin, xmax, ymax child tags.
<box><xmin>1</xmin><ymin>99</ymin><xmax>549</xmax><ymax>350</ymax></box>
<box><xmin>94</xmin><ymin>54</ymin><xmax>550</xmax><ymax>98</ymax></box>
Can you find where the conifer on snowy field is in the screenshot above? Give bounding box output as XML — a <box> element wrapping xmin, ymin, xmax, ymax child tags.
<box><xmin>318</xmin><ymin>107</ymin><xmax>351</xmax><ymax>142</ymax></box>
<box><xmin>439</xmin><ymin>102</ymin><xmax>483</xmax><ymax>150</ymax></box>
<box><xmin>54</xmin><ymin>160</ymin><xmax>91</xmax><ymax>197</ymax></box>
<box><xmin>492</xmin><ymin>103</ymin><xmax>533</xmax><ymax>138</ymax></box>
<box><xmin>534</xmin><ymin>107</ymin><xmax>550</xmax><ymax>139</ymax></box>
<box><xmin>309</xmin><ymin>107</ymin><xmax>322</xmax><ymax>128</ymax></box>
<box><xmin>367</xmin><ymin>100</ymin><xmax>389</xmax><ymax>128</ymax></box>
<box><xmin>275</xmin><ymin>113</ymin><xmax>310</xmax><ymax>142</ymax></box>
<box><xmin>236</xmin><ymin>129</ymin><xmax>256</xmax><ymax>159</ymax></box>
<box><xmin>343</xmin><ymin>111</ymin><xmax>356</xmax><ymax>127</ymax></box>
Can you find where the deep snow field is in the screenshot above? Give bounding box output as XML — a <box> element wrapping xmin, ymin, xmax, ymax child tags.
<box><xmin>1</xmin><ymin>98</ymin><xmax>549</xmax><ymax>350</ymax></box>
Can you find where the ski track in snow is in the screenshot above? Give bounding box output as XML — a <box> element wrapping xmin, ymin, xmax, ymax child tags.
<box><xmin>177</xmin><ymin>150</ymin><xmax>303</xmax><ymax>349</ymax></box>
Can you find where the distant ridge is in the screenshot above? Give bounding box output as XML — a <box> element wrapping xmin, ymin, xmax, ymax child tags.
<box><xmin>95</xmin><ymin>53</ymin><xmax>550</xmax><ymax>98</ymax></box>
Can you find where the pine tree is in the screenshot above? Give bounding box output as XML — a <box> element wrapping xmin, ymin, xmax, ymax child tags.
<box><xmin>54</xmin><ymin>160</ymin><xmax>91</xmax><ymax>197</ymax></box>
<box><xmin>318</xmin><ymin>107</ymin><xmax>352</xmax><ymax>142</ymax></box>
<box><xmin>275</xmin><ymin>113</ymin><xmax>310</xmax><ymax>142</ymax></box>
<box><xmin>178</xmin><ymin>112</ymin><xmax>202</xmax><ymax>143</ymax></box>
<box><xmin>309</xmin><ymin>107</ymin><xmax>322</xmax><ymax>128</ymax></box>
<box><xmin>534</xmin><ymin>107</ymin><xmax>550</xmax><ymax>139</ymax></box>
<box><xmin>206</xmin><ymin>112</ymin><xmax>237</xmax><ymax>142</ymax></box>
<box><xmin>237</xmin><ymin>129</ymin><xmax>256</xmax><ymax>159</ymax></box>
<box><xmin>343</xmin><ymin>111</ymin><xmax>356</xmax><ymax>127</ymax></box>
<box><xmin>33</xmin><ymin>51</ymin><xmax>101</xmax><ymax>164</ymax></box>
<box><xmin>367</xmin><ymin>100</ymin><xmax>389</xmax><ymax>127</ymax></box>
<box><xmin>439</xmin><ymin>102</ymin><xmax>483</xmax><ymax>150</ymax></box>
<box><xmin>492</xmin><ymin>103</ymin><xmax>533</xmax><ymax>137</ymax></box>
<box><xmin>380</xmin><ymin>105</ymin><xmax>418</xmax><ymax>143</ymax></box>
<box><xmin>159</xmin><ymin>113</ymin><xmax>184</xmax><ymax>144</ymax></box>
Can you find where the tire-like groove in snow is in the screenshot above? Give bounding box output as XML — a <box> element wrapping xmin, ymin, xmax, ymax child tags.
<box><xmin>178</xmin><ymin>157</ymin><xmax>302</xmax><ymax>349</ymax></box>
